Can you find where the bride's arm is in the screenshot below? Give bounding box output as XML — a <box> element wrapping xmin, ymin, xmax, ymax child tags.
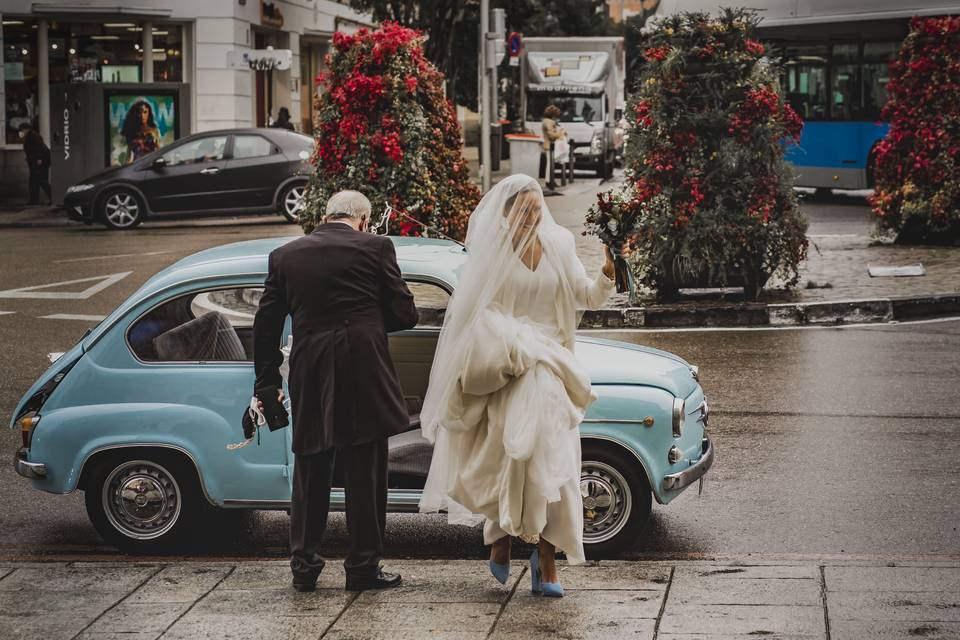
<box><xmin>560</xmin><ymin>232</ymin><xmax>615</xmax><ymax>310</ymax></box>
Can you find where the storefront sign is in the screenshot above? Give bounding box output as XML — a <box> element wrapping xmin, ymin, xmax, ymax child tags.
<box><xmin>227</xmin><ymin>49</ymin><xmax>292</xmax><ymax>71</ymax></box>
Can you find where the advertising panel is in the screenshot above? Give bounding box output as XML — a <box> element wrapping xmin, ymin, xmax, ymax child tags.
<box><xmin>105</xmin><ymin>92</ymin><xmax>178</xmax><ymax>166</ymax></box>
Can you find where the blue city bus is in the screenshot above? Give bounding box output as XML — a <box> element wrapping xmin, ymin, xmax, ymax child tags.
<box><xmin>653</xmin><ymin>0</ymin><xmax>960</xmax><ymax>191</ymax></box>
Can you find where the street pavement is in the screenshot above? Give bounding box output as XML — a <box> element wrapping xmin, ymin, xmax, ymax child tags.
<box><xmin>2</xmin><ymin>559</ymin><xmax>959</xmax><ymax>639</ymax></box>
<box><xmin>1</xmin><ymin>187</ymin><xmax>959</xmax><ymax>638</ymax></box>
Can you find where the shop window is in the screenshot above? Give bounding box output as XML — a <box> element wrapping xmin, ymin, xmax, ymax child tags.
<box><xmin>2</xmin><ymin>19</ymin><xmax>40</xmax><ymax>144</ymax></box>
<box><xmin>152</xmin><ymin>25</ymin><xmax>183</xmax><ymax>82</ymax></box>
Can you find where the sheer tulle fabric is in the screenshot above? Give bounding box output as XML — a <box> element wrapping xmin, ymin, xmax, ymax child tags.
<box><xmin>418</xmin><ymin>175</ymin><xmax>613</xmax><ymax>563</ymax></box>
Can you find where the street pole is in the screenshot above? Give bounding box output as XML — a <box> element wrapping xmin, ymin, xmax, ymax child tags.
<box><xmin>479</xmin><ymin>0</ymin><xmax>491</xmax><ymax>192</ymax></box>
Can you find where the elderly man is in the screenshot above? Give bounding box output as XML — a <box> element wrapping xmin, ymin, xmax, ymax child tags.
<box><xmin>253</xmin><ymin>190</ymin><xmax>418</xmax><ymax>592</ymax></box>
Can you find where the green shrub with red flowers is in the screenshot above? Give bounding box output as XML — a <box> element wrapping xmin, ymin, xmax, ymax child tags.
<box><xmin>588</xmin><ymin>8</ymin><xmax>808</xmax><ymax>300</ymax></box>
<box><xmin>301</xmin><ymin>22</ymin><xmax>480</xmax><ymax>238</ymax></box>
<box><xmin>869</xmin><ymin>15</ymin><xmax>960</xmax><ymax>245</ymax></box>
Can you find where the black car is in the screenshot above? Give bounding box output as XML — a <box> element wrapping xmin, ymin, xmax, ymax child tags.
<box><xmin>64</xmin><ymin>128</ymin><xmax>314</xmax><ymax>230</ymax></box>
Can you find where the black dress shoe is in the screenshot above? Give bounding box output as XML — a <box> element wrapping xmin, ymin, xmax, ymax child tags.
<box><xmin>291</xmin><ymin>557</ymin><xmax>324</xmax><ymax>592</ymax></box>
<box><xmin>345</xmin><ymin>569</ymin><xmax>402</xmax><ymax>592</ymax></box>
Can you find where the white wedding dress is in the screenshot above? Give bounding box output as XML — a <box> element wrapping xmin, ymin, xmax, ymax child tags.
<box><xmin>418</xmin><ymin>175</ymin><xmax>614</xmax><ymax>565</ymax></box>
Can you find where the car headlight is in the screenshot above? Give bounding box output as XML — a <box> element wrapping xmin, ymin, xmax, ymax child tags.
<box><xmin>590</xmin><ymin>131</ymin><xmax>603</xmax><ymax>154</ymax></box>
<box><xmin>672</xmin><ymin>397</ymin><xmax>685</xmax><ymax>437</ymax></box>
<box><xmin>66</xmin><ymin>184</ymin><xmax>95</xmax><ymax>194</ymax></box>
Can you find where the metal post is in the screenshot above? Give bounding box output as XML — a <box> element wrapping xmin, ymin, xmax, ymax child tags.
<box><xmin>37</xmin><ymin>19</ymin><xmax>50</xmax><ymax>143</ymax></box>
<box><xmin>479</xmin><ymin>0</ymin><xmax>491</xmax><ymax>192</ymax></box>
<box><xmin>142</xmin><ymin>21</ymin><xmax>154</xmax><ymax>83</ymax></box>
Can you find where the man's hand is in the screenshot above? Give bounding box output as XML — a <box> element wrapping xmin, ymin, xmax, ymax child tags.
<box><xmin>257</xmin><ymin>389</ymin><xmax>285</xmax><ymax>413</ymax></box>
<box><xmin>602</xmin><ymin>246</ymin><xmax>616</xmax><ymax>281</ymax></box>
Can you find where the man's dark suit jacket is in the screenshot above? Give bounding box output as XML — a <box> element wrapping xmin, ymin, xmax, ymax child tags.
<box><xmin>253</xmin><ymin>223</ymin><xmax>419</xmax><ymax>454</ymax></box>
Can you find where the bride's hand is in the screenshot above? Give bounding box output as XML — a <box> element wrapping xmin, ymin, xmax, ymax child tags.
<box><xmin>602</xmin><ymin>246</ymin><xmax>616</xmax><ymax>281</ymax></box>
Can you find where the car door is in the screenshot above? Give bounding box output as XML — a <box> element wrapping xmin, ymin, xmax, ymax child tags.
<box><xmin>294</xmin><ymin>279</ymin><xmax>450</xmax><ymax>511</ymax></box>
<box><xmin>218</xmin><ymin>133</ymin><xmax>290</xmax><ymax>210</ymax></box>
<box><xmin>125</xmin><ymin>284</ymin><xmax>290</xmax><ymax>502</ymax></box>
<box><xmin>139</xmin><ymin>135</ymin><xmax>229</xmax><ymax>213</ymax></box>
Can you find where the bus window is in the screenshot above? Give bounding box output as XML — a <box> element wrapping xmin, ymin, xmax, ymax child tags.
<box><xmin>782</xmin><ymin>44</ymin><xmax>828</xmax><ymax>121</ymax></box>
<box><xmin>830</xmin><ymin>44</ymin><xmax>860</xmax><ymax>120</ymax></box>
<box><xmin>863</xmin><ymin>42</ymin><xmax>898</xmax><ymax>121</ymax></box>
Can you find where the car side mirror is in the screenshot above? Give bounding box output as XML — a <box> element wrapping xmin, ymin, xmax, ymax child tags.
<box><xmin>152</xmin><ymin>157</ymin><xmax>167</xmax><ymax>169</ymax></box>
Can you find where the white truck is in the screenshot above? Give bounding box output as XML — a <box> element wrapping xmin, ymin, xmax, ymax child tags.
<box><xmin>520</xmin><ymin>37</ymin><xmax>626</xmax><ymax>179</ymax></box>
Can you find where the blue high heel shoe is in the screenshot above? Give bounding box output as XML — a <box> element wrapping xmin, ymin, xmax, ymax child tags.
<box><xmin>530</xmin><ymin>549</ymin><xmax>564</xmax><ymax>598</ymax></box>
<box><xmin>489</xmin><ymin>559</ymin><xmax>510</xmax><ymax>585</ymax></box>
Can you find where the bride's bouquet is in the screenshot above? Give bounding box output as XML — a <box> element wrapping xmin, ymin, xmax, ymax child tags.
<box><xmin>585</xmin><ymin>185</ymin><xmax>641</xmax><ymax>294</ymax></box>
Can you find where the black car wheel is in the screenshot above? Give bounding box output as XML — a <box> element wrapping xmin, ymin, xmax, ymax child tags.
<box><xmin>84</xmin><ymin>451</ymin><xmax>209</xmax><ymax>552</ymax></box>
<box><xmin>100</xmin><ymin>188</ymin><xmax>144</xmax><ymax>230</ymax></box>
<box><xmin>279</xmin><ymin>182</ymin><xmax>307</xmax><ymax>223</ymax></box>
<box><xmin>581</xmin><ymin>443</ymin><xmax>652</xmax><ymax>558</ymax></box>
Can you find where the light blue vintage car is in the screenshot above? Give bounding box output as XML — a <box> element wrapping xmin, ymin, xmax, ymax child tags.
<box><xmin>12</xmin><ymin>236</ymin><xmax>713</xmax><ymax>555</ymax></box>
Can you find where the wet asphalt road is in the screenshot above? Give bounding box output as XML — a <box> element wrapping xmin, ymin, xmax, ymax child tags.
<box><xmin>0</xmin><ymin>209</ymin><xmax>958</xmax><ymax>562</ymax></box>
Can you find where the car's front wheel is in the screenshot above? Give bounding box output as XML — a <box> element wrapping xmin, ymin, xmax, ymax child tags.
<box><xmin>581</xmin><ymin>443</ymin><xmax>652</xmax><ymax>558</ymax></box>
<box><xmin>100</xmin><ymin>188</ymin><xmax>144</xmax><ymax>230</ymax></box>
<box><xmin>84</xmin><ymin>452</ymin><xmax>209</xmax><ymax>552</ymax></box>
<box><xmin>278</xmin><ymin>182</ymin><xmax>307</xmax><ymax>223</ymax></box>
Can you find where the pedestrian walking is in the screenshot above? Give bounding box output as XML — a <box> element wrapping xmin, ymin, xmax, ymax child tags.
<box><xmin>271</xmin><ymin>106</ymin><xmax>296</xmax><ymax>131</ymax></box>
<box><xmin>19</xmin><ymin>122</ymin><xmax>52</xmax><ymax>205</ymax></box>
<box><xmin>540</xmin><ymin>105</ymin><xmax>566</xmax><ymax>190</ymax></box>
<box><xmin>253</xmin><ymin>190</ymin><xmax>418</xmax><ymax>593</ymax></box>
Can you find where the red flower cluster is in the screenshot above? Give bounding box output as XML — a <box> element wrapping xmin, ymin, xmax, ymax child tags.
<box><xmin>728</xmin><ymin>86</ymin><xmax>802</xmax><ymax>142</ymax></box>
<box><xmin>869</xmin><ymin>15</ymin><xmax>960</xmax><ymax>242</ymax></box>
<box><xmin>644</xmin><ymin>46</ymin><xmax>669</xmax><ymax>61</ymax></box>
<box><xmin>305</xmin><ymin>22</ymin><xmax>478</xmax><ymax>238</ymax></box>
<box><xmin>744</xmin><ymin>39</ymin><xmax>764</xmax><ymax>56</ymax></box>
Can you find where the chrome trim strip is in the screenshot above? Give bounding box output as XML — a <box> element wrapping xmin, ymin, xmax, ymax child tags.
<box><xmin>14</xmin><ymin>449</ymin><xmax>47</xmax><ymax>479</ymax></box>
<box><xmin>581</xmin><ymin>418</ymin><xmax>652</xmax><ymax>425</ymax></box>
<box><xmin>662</xmin><ymin>437</ymin><xmax>714</xmax><ymax>492</ymax></box>
<box><xmin>77</xmin><ymin>443</ymin><xmax>217</xmax><ymax>507</ymax></box>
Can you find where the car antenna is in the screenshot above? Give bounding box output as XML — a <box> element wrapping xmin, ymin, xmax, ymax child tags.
<box><xmin>373</xmin><ymin>203</ymin><xmax>466</xmax><ymax>251</ymax></box>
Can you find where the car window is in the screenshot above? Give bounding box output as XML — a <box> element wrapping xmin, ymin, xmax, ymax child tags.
<box><xmin>406</xmin><ymin>281</ymin><xmax>449</xmax><ymax>327</ymax></box>
<box><xmin>128</xmin><ymin>287</ymin><xmax>263</xmax><ymax>362</ymax></box>
<box><xmin>232</xmin><ymin>135</ymin><xmax>274</xmax><ymax>159</ymax></box>
<box><xmin>162</xmin><ymin>136</ymin><xmax>227</xmax><ymax>167</ymax></box>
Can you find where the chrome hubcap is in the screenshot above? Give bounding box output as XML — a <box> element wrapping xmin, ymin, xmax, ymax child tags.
<box><xmin>284</xmin><ymin>186</ymin><xmax>306</xmax><ymax>219</ymax></box>
<box><xmin>105</xmin><ymin>193</ymin><xmax>139</xmax><ymax>227</ymax></box>
<box><xmin>580</xmin><ymin>461</ymin><xmax>632</xmax><ymax>544</ymax></box>
<box><xmin>102</xmin><ymin>460</ymin><xmax>181</xmax><ymax>540</ymax></box>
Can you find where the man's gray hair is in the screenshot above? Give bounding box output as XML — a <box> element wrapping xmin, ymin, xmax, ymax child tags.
<box><xmin>324</xmin><ymin>190</ymin><xmax>371</xmax><ymax>221</ymax></box>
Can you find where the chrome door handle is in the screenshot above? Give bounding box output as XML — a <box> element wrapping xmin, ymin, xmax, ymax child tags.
<box><xmin>200</xmin><ymin>167</ymin><xmax>220</xmax><ymax>174</ymax></box>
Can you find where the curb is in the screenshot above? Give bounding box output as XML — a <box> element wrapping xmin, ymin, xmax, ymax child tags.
<box><xmin>580</xmin><ymin>293</ymin><xmax>960</xmax><ymax>329</ymax></box>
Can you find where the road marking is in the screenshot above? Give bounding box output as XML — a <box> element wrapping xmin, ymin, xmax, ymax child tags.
<box><xmin>0</xmin><ymin>311</ymin><xmax>14</xmax><ymax>316</ymax></box>
<box><xmin>39</xmin><ymin>314</ymin><xmax>107</xmax><ymax>321</ymax></box>
<box><xmin>55</xmin><ymin>251</ymin><xmax>172</xmax><ymax>264</ymax></box>
<box><xmin>580</xmin><ymin>315</ymin><xmax>960</xmax><ymax>334</ymax></box>
<box><xmin>0</xmin><ymin>272</ymin><xmax>132</xmax><ymax>300</ymax></box>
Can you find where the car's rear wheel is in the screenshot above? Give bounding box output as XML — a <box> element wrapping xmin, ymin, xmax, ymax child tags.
<box><xmin>100</xmin><ymin>188</ymin><xmax>144</xmax><ymax>230</ymax></box>
<box><xmin>279</xmin><ymin>182</ymin><xmax>307</xmax><ymax>223</ymax></box>
<box><xmin>84</xmin><ymin>451</ymin><xmax>209</xmax><ymax>553</ymax></box>
<box><xmin>581</xmin><ymin>443</ymin><xmax>652</xmax><ymax>558</ymax></box>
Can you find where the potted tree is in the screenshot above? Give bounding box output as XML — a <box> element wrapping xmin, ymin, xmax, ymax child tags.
<box><xmin>588</xmin><ymin>8</ymin><xmax>808</xmax><ymax>300</ymax></box>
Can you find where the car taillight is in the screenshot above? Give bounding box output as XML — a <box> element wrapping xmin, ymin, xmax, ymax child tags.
<box><xmin>20</xmin><ymin>415</ymin><xmax>40</xmax><ymax>448</ymax></box>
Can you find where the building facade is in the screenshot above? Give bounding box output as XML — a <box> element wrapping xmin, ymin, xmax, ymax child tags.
<box><xmin>0</xmin><ymin>0</ymin><xmax>371</xmax><ymax>201</ymax></box>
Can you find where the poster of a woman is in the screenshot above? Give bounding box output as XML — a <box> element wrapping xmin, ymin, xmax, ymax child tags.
<box><xmin>121</xmin><ymin>100</ymin><xmax>161</xmax><ymax>163</ymax></box>
<box><xmin>106</xmin><ymin>94</ymin><xmax>177</xmax><ymax>166</ymax></box>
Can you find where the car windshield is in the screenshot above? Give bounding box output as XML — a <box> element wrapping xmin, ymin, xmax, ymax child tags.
<box><xmin>527</xmin><ymin>93</ymin><xmax>603</xmax><ymax>123</ymax></box>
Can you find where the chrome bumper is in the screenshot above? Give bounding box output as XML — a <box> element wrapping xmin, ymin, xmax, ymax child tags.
<box><xmin>662</xmin><ymin>436</ymin><xmax>713</xmax><ymax>492</ymax></box>
<box><xmin>14</xmin><ymin>448</ymin><xmax>46</xmax><ymax>479</ymax></box>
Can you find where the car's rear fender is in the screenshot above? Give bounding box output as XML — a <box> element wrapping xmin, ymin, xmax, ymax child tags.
<box><xmin>25</xmin><ymin>403</ymin><xmax>284</xmax><ymax>505</ymax></box>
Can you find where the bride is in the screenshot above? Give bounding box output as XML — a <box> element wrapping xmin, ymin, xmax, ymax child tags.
<box><xmin>418</xmin><ymin>175</ymin><xmax>615</xmax><ymax>597</ymax></box>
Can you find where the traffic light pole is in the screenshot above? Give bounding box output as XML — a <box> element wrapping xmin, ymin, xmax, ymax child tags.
<box><xmin>479</xmin><ymin>0</ymin><xmax>491</xmax><ymax>192</ymax></box>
